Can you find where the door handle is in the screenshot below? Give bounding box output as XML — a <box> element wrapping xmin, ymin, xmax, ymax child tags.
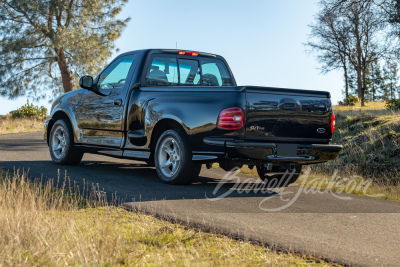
<box><xmin>114</xmin><ymin>99</ymin><xmax>123</xmax><ymax>106</ymax></box>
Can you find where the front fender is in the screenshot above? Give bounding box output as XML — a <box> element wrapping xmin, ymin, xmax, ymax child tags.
<box><xmin>49</xmin><ymin>90</ymin><xmax>85</xmax><ymax>143</ymax></box>
<box><xmin>44</xmin><ymin>118</ymin><xmax>53</xmax><ymax>145</ymax></box>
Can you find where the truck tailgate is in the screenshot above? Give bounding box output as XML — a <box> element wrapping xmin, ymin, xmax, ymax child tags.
<box><xmin>245</xmin><ymin>86</ymin><xmax>333</xmax><ymax>142</ymax></box>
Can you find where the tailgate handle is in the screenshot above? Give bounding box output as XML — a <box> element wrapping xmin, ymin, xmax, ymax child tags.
<box><xmin>283</xmin><ymin>103</ymin><xmax>299</xmax><ymax>110</ymax></box>
<box><xmin>280</xmin><ymin>98</ymin><xmax>301</xmax><ymax>110</ymax></box>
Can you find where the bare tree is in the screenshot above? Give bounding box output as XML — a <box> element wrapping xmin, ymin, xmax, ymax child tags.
<box><xmin>306</xmin><ymin>0</ymin><xmax>352</xmax><ymax>99</ymax></box>
<box><xmin>339</xmin><ymin>0</ymin><xmax>386</xmax><ymax>106</ymax></box>
<box><xmin>375</xmin><ymin>0</ymin><xmax>400</xmax><ymax>60</ymax></box>
<box><xmin>307</xmin><ymin>0</ymin><xmax>387</xmax><ymax>106</ymax></box>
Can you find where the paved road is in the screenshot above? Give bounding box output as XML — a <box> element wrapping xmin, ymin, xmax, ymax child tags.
<box><xmin>1</xmin><ymin>132</ymin><xmax>400</xmax><ymax>266</ymax></box>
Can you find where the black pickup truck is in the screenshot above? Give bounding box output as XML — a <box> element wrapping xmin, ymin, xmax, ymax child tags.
<box><xmin>44</xmin><ymin>49</ymin><xmax>342</xmax><ymax>185</ymax></box>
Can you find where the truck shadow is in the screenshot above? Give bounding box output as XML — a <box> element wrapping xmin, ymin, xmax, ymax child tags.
<box><xmin>0</xmin><ymin>159</ymin><xmax>279</xmax><ymax>203</ymax></box>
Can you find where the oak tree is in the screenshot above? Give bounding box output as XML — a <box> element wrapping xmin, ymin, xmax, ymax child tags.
<box><xmin>0</xmin><ymin>0</ymin><xmax>130</xmax><ymax>99</ymax></box>
<box><xmin>306</xmin><ymin>0</ymin><xmax>352</xmax><ymax>99</ymax></box>
<box><xmin>307</xmin><ymin>0</ymin><xmax>387</xmax><ymax>106</ymax></box>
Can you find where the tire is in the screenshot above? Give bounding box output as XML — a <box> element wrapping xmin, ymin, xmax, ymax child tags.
<box><xmin>256</xmin><ymin>164</ymin><xmax>302</xmax><ymax>187</ymax></box>
<box><xmin>49</xmin><ymin>119</ymin><xmax>83</xmax><ymax>165</ymax></box>
<box><xmin>154</xmin><ymin>129</ymin><xmax>201</xmax><ymax>185</ymax></box>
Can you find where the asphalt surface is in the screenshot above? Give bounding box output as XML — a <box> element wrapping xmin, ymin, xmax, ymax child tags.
<box><xmin>1</xmin><ymin>131</ymin><xmax>400</xmax><ymax>266</ymax></box>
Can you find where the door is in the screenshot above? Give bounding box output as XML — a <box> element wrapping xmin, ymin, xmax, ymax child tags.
<box><xmin>76</xmin><ymin>54</ymin><xmax>137</xmax><ymax>147</ymax></box>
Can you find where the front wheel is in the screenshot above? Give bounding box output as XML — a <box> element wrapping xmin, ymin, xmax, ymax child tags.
<box><xmin>49</xmin><ymin>119</ymin><xmax>83</xmax><ymax>165</ymax></box>
<box><xmin>154</xmin><ymin>129</ymin><xmax>201</xmax><ymax>185</ymax></box>
<box><xmin>256</xmin><ymin>164</ymin><xmax>302</xmax><ymax>187</ymax></box>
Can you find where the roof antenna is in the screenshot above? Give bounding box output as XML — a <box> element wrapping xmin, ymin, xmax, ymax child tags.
<box><xmin>176</xmin><ymin>42</ymin><xmax>177</xmax><ymax>49</ymax></box>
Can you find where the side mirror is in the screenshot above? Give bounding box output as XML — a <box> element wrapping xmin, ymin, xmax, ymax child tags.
<box><xmin>79</xmin><ymin>76</ymin><xmax>94</xmax><ymax>90</ymax></box>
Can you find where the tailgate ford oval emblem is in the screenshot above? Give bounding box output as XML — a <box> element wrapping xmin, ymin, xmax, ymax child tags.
<box><xmin>317</xmin><ymin>128</ymin><xmax>326</xmax><ymax>134</ymax></box>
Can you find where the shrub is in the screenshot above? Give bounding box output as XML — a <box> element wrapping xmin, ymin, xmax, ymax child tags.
<box><xmin>385</xmin><ymin>99</ymin><xmax>400</xmax><ymax>111</ymax></box>
<box><xmin>9</xmin><ymin>100</ymin><xmax>47</xmax><ymax>119</ymax></box>
<box><xmin>344</xmin><ymin>94</ymin><xmax>360</xmax><ymax>104</ymax></box>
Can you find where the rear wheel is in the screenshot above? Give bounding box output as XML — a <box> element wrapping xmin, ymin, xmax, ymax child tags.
<box><xmin>154</xmin><ymin>129</ymin><xmax>201</xmax><ymax>185</ymax></box>
<box><xmin>256</xmin><ymin>164</ymin><xmax>302</xmax><ymax>187</ymax></box>
<box><xmin>49</xmin><ymin>119</ymin><xmax>83</xmax><ymax>165</ymax></box>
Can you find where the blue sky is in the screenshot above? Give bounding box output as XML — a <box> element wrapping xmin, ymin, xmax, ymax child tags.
<box><xmin>0</xmin><ymin>0</ymin><xmax>345</xmax><ymax>115</ymax></box>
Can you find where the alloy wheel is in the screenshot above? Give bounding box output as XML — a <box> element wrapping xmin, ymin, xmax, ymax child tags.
<box><xmin>157</xmin><ymin>137</ymin><xmax>181</xmax><ymax>179</ymax></box>
<box><xmin>51</xmin><ymin>125</ymin><xmax>67</xmax><ymax>160</ymax></box>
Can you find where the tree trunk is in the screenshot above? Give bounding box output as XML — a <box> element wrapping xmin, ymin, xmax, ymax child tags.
<box><xmin>362</xmin><ymin>69</ymin><xmax>366</xmax><ymax>106</ymax></box>
<box><xmin>371</xmin><ymin>63</ymin><xmax>375</xmax><ymax>102</ymax></box>
<box><xmin>340</xmin><ymin>52</ymin><xmax>349</xmax><ymax>99</ymax></box>
<box><xmin>344</xmin><ymin>64</ymin><xmax>349</xmax><ymax>99</ymax></box>
<box><xmin>391</xmin><ymin>84</ymin><xmax>393</xmax><ymax>100</ymax></box>
<box><xmin>372</xmin><ymin>83</ymin><xmax>375</xmax><ymax>101</ymax></box>
<box><xmin>354</xmin><ymin>12</ymin><xmax>364</xmax><ymax>106</ymax></box>
<box><xmin>356</xmin><ymin>67</ymin><xmax>363</xmax><ymax>104</ymax></box>
<box><xmin>56</xmin><ymin>48</ymin><xmax>73</xmax><ymax>93</ymax></box>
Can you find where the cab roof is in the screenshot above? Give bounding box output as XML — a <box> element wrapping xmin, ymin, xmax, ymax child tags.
<box><xmin>120</xmin><ymin>49</ymin><xmax>224</xmax><ymax>60</ymax></box>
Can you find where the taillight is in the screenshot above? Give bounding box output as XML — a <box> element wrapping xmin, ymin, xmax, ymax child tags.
<box><xmin>217</xmin><ymin>107</ymin><xmax>244</xmax><ymax>130</ymax></box>
<box><xmin>331</xmin><ymin>113</ymin><xmax>335</xmax><ymax>133</ymax></box>
<box><xmin>178</xmin><ymin>51</ymin><xmax>199</xmax><ymax>56</ymax></box>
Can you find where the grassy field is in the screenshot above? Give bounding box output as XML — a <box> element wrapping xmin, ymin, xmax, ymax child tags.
<box><xmin>0</xmin><ymin>101</ymin><xmax>397</xmax><ymax>265</ymax></box>
<box><xmin>224</xmin><ymin>101</ymin><xmax>400</xmax><ymax>202</ymax></box>
<box><xmin>0</xmin><ymin>115</ymin><xmax>44</xmax><ymax>135</ymax></box>
<box><xmin>0</xmin><ymin>170</ymin><xmax>332</xmax><ymax>266</ymax></box>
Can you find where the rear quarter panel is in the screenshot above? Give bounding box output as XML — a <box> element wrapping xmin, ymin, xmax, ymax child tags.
<box><xmin>126</xmin><ymin>86</ymin><xmax>246</xmax><ymax>151</ymax></box>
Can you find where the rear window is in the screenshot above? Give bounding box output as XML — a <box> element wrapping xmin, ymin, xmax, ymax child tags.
<box><xmin>145</xmin><ymin>55</ymin><xmax>178</xmax><ymax>86</ymax></box>
<box><xmin>145</xmin><ymin>54</ymin><xmax>233</xmax><ymax>86</ymax></box>
<box><xmin>179</xmin><ymin>59</ymin><xmax>201</xmax><ymax>85</ymax></box>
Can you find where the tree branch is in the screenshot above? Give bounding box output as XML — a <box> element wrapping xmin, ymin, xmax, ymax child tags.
<box><xmin>65</xmin><ymin>0</ymin><xmax>74</xmax><ymax>27</ymax></box>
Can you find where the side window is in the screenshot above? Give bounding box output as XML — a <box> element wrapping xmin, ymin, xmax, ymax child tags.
<box><xmin>146</xmin><ymin>55</ymin><xmax>178</xmax><ymax>86</ymax></box>
<box><xmin>97</xmin><ymin>54</ymin><xmax>136</xmax><ymax>90</ymax></box>
<box><xmin>178</xmin><ymin>59</ymin><xmax>200</xmax><ymax>85</ymax></box>
<box><xmin>201</xmin><ymin>60</ymin><xmax>233</xmax><ymax>86</ymax></box>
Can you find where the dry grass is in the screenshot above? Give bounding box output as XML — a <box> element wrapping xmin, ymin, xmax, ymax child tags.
<box><xmin>0</xmin><ymin>115</ymin><xmax>44</xmax><ymax>135</ymax></box>
<box><xmin>333</xmin><ymin>100</ymin><xmax>387</xmax><ymax>111</ymax></box>
<box><xmin>307</xmin><ymin>101</ymin><xmax>400</xmax><ymax>201</ymax></box>
<box><xmin>332</xmin><ymin>101</ymin><xmax>400</xmax><ymax>117</ymax></box>
<box><xmin>0</xmin><ymin>170</ymin><xmax>332</xmax><ymax>266</ymax></box>
<box><xmin>317</xmin><ymin>101</ymin><xmax>400</xmax><ymax>182</ymax></box>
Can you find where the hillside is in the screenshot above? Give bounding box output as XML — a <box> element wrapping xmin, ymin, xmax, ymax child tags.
<box><xmin>316</xmin><ymin>101</ymin><xmax>400</xmax><ymax>184</ymax></box>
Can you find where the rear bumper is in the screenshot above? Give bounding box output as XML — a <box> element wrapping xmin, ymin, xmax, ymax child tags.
<box><xmin>203</xmin><ymin>138</ymin><xmax>342</xmax><ymax>165</ymax></box>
